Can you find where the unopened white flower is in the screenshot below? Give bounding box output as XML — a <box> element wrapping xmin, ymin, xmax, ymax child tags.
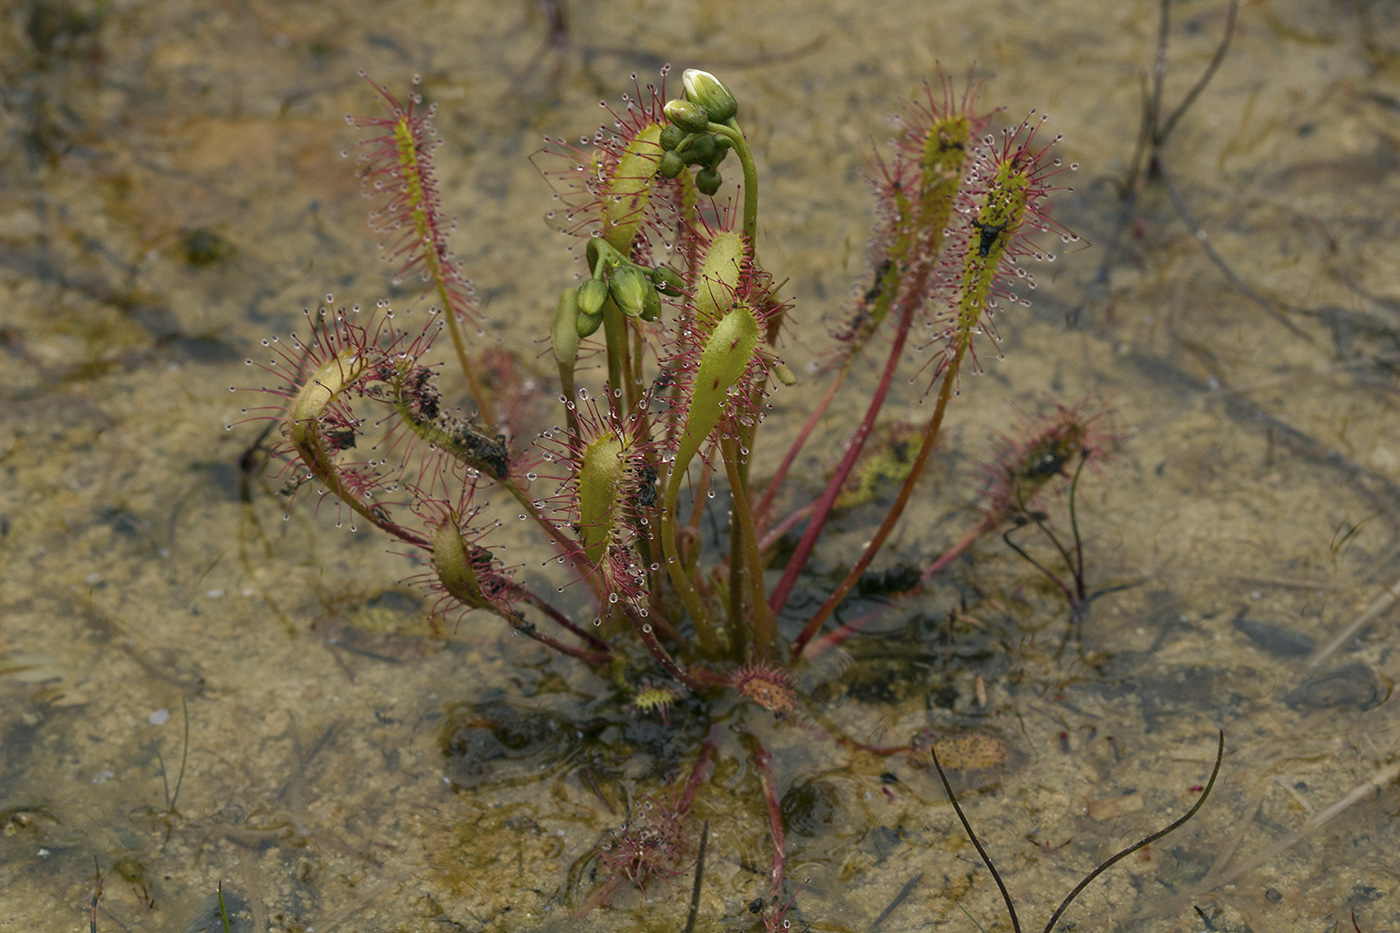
<box><xmin>682</xmin><ymin>69</ymin><xmax>737</xmax><ymax>122</ymax></box>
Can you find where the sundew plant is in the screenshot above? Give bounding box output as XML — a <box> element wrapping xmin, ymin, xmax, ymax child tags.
<box><xmin>234</xmin><ymin>66</ymin><xmax>1105</xmax><ymax>921</ymax></box>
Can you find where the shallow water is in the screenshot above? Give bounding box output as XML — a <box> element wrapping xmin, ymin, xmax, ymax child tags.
<box><xmin>2</xmin><ymin>0</ymin><xmax>1399</xmax><ymax>931</ymax></box>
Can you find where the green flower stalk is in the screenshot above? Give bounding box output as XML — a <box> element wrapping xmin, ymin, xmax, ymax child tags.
<box><xmin>540</xmin><ymin>69</ymin><xmax>702</xmax><ymax>417</ymax></box>
<box><xmin>663</xmin><ymin>69</ymin><xmax>760</xmax><ymax>256</ymax></box>
<box><xmin>552</xmin><ymin>286</ymin><xmax>582</xmax><ymax>436</ymax></box>
<box><xmin>660</xmin><ymin>300</ymin><xmax>763</xmax><ymax>655</ymax></box>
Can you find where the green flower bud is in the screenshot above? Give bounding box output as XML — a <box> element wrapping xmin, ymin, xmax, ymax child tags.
<box><xmin>609</xmin><ymin>264</ymin><xmax>650</xmax><ymax>318</ymax></box>
<box><xmin>682</xmin><ymin>134</ymin><xmax>717</xmax><ymax>166</ymax></box>
<box><xmin>696</xmin><ymin>166</ymin><xmax>722</xmax><ymax>196</ymax></box>
<box><xmin>577</xmin><ymin>277</ymin><xmax>608</xmax><ymax>316</ymax></box>
<box><xmin>682</xmin><ymin>69</ymin><xmax>737</xmax><ymax>123</ymax></box>
<box><xmin>650</xmin><ymin>264</ymin><xmax>687</xmax><ymax>297</ymax></box>
<box><xmin>659</xmin><ymin>124</ymin><xmax>686</xmax><ymax>151</ymax></box>
<box><xmin>659</xmin><ymin>149</ymin><xmax>685</xmax><ymax>179</ymax></box>
<box><xmin>664</xmin><ymin>98</ymin><xmax>711</xmax><ymax>134</ymax></box>
<box><xmin>640</xmin><ymin>279</ymin><xmax>662</xmax><ymax>322</ymax></box>
<box><xmin>576</xmin><ymin>308</ymin><xmax>604</xmax><ymax>338</ymax></box>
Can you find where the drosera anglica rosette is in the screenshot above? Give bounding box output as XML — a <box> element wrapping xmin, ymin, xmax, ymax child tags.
<box><xmin>240</xmin><ymin>64</ymin><xmax>1089</xmax><ymax>719</ymax></box>
<box><xmin>234</xmin><ymin>65</ymin><xmax>1124</xmax><ymax>921</ymax></box>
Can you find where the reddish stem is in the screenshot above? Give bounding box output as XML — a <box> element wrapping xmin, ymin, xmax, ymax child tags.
<box><xmin>625</xmin><ymin>606</ymin><xmax>723</xmax><ymax>692</ymax></box>
<box><xmin>800</xmin><ymin>513</ymin><xmax>998</xmax><ymax>660</ymax></box>
<box><xmin>519</xmin><ymin>590</ymin><xmax>612</xmax><ymax>653</ymax></box>
<box><xmin>766</xmin><ymin>301</ymin><xmax>916</xmax><ymax>618</ymax></box>
<box><xmin>680</xmin><ymin>726</ymin><xmax>721</xmax><ymax>812</ymax></box>
<box><xmin>752</xmin><ymin>740</ymin><xmax>786</xmax><ymax>900</ymax></box>
<box><xmin>790</xmin><ymin>352</ymin><xmax>962</xmax><ymax>658</ymax></box>
<box><xmin>510</xmin><ymin>621</ymin><xmax>611</xmax><ymax>666</ymax></box>
<box><xmin>794</xmin><ymin>711</ymin><xmax>914</xmax><ymax>756</ymax></box>
<box><xmin>800</xmin><ymin>602</ymin><xmax>889</xmax><ymax>660</ymax></box>
<box><xmin>757</xmin><ymin>501</ymin><xmax>815</xmax><ymax>553</ymax></box>
<box><xmin>921</xmin><ymin>514</ymin><xmax>995</xmax><ymax>581</ymax></box>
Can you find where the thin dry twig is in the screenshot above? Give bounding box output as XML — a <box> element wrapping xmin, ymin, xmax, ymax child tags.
<box><xmin>89</xmin><ymin>858</ymin><xmax>105</xmax><ymax>933</ymax></box>
<box><xmin>1155</xmin><ymin>0</ymin><xmax>1240</xmax><ymax>144</ymax></box>
<box><xmin>1153</xmin><ymin>154</ymin><xmax>1303</xmax><ymax>335</ymax></box>
<box><xmin>1092</xmin><ymin>0</ymin><xmax>1307</xmax><ymax>336</ymax></box>
<box><xmin>1304</xmin><ymin>575</ymin><xmax>1400</xmax><ymax>675</ymax></box>
<box><xmin>683</xmin><ymin>820</ymin><xmax>709</xmax><ymax>933</ymax></box>
<box><xmin>1204</xmin><ymin>759</ymin><xmax>1400</xmax><ymax>895</ymax></box>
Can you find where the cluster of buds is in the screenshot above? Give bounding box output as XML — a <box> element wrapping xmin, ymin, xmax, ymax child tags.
<box><xmin>657</xmin><ymin>70</ymin><xmax>740</xmax><ymax>195</ymax></box>
<box><xmin>559</xmin><ymin>237</ymin><xmax>684</xmax><ymax>341</ymax></box>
